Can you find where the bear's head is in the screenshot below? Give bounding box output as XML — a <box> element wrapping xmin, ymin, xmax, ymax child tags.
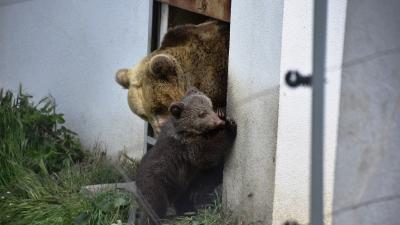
<box><xmin>116</xmin><ymin>21</ymin><xmax>229</xmax><ymax>135</ymax></box>
<box><xmin>116</xmin><ymin>53</ymin><xmax>186</xmax><ymax>134</ymax></box>
<box><xmin>169</xmin><ymin>88</ymin><xmax>225</xmax><ymax>135</ymax></box>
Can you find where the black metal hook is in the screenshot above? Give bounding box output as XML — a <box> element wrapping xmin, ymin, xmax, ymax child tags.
<box><xmin>285</xmin><ymin>70</ymin><xmax>312</xmax><ymax>87</ymax></box>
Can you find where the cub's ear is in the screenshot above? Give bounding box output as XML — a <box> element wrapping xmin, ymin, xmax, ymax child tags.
<box><xmin>115</xmin><ymin>69</ymin><xmax>130</xmax><ymax>89</ymax></box>
<box><xmin>149</xmin><ymin>54</ymin><xmax>177</xmax><ymax>79</ymax></box>
<box><xmin>169</xmin><ymin>102</ymin><xmax>184</xmax><ymax>118</ymax></box>
<box><xmin>186</xmin><ymin>86</ymin><xmax>201</xmax><ymax>96</ymax></box>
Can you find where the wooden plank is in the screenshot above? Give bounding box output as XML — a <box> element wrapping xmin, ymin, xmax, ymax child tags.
<box><xmin>157</xmin><ymin>0</ymin><xmax>231</xmax><ymax>22</ymax></box>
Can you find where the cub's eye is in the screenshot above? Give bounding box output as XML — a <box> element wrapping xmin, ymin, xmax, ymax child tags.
<box><xmin>199</xmin><ymin>112</ymin><xmax>207</xmax><ymax>118</ymax></box>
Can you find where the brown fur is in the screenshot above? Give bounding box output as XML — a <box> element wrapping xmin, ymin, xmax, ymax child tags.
<box><xmin>135</xmin><ymin>89</ymin><xmax>236</xmax><ymax>225</ymax></box>
<box><xmin>115</xmin><ymin>21</ymin><xmax>229</xmax><ymax>134</ymax></box>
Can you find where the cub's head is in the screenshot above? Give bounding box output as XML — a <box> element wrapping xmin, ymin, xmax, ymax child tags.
<box><xmin>169</xmin><ymin>88</ymin><xmax>225</xmax><ymax>135</ymax></box>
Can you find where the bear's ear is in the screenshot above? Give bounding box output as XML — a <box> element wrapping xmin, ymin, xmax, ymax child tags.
<box><xmin>149</xmin><ymin>54</ymin><xmax>177</xmax><ymax>79</ymax></box>
<box><xmin>115</xmin><ymin>69</ymin><xmax>130</xmax><ymax>89</ymax></box>
<box><xmin>186</xmin><ymin>86</ymin><xmax>201</xmax><ymax>96</ymax></box>
<box><xmin>169</xmin><ymin>101</ymin><xmax>184</xmax><ymax>118</ymax></box>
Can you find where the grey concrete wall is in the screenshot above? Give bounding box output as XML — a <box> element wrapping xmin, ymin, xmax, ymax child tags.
<box><xmin>272</xmin><ymin>0</ymin><xmax>347</xmax><ymax>224</ymax></box>
<box><xmin>0</xmin><ymin>0</ymin><xmax>150</xmax><ymax>158</ymax></box>
<box><xmin>222</xmin><ymin>0</ymin><xmax>283</xmax><ymax>224</ymax></box>
<box><xmin>333</xmin><ymin>0</ymin><xmax>400</xmax><ymax>224</ymax></box>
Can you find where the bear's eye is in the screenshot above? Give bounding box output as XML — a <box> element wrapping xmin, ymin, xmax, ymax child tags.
<box><xmin>153</xmin><ymin>107</ymin><xmax>165</xmax><ymax>114</ymax></box>
<box><xmin>199</xmin><ymin>112</ymin><xmax>207</xmax><ymax>118</ymax></box>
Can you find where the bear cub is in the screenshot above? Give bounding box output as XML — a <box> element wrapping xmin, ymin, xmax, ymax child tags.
<box><xmin>135</xmin><ymin>88</ymin><xmax>237</xmax><ymax>225</ymax></box>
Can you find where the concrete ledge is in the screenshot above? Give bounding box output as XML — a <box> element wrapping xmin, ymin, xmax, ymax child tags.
<box><xmin>81</xmin><ymin>181</ymin><xmax>137</xmax><ymax>193</ymax></box>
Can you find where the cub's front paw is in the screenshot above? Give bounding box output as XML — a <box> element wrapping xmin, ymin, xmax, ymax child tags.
<box><xmin>216</xmin><ymin>108</ymin><xmax>226</xmax><ymax>120</ymax></box>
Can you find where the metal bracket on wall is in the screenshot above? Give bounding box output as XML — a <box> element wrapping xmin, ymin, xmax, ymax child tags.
<box><xmin>285</xmin><ymin>70</ymin><xmax>312</xmax><ymax>88</ymax></box>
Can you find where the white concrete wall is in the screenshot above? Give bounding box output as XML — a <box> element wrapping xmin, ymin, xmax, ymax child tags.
<box><xmin>0</xmin><ymin>0</ymin><xmax>150</xmax><ymax>158</ymax></box>
<box><xmin>222</xmin><ymin>0</ymin><xmax>283</xmax><ymax>224</ymax></box>
<box><xmin>272</xmin><ymin>0</ymin><xmax>347</xmax><ymax>224</ymax></box>
<box><xmin>333</xmin><ymin>0</ymin><xmax>400</xmax><ymax>224</ymax></box>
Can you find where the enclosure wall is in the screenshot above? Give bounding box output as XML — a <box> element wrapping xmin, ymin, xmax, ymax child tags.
<box><xmin>333</xmin><ymin>0</ymin><xmax>400</xmax><ymax>224</ymax></box>
<box><xmin>272</xmin><ymin>0</ymin><xmax>347</xmax><ymax>224</ymax></box>
<box><xmin>222</xmin><ymin>0</ymin><xmax>283</xmax><ymax>224</ymax></box>
<box><xmin>0</xmin><ymin>0</ymin><xmax>149</xmax><ymax>158</ymax></box>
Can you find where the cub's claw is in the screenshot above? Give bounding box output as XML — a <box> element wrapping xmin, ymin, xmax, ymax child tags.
<box><xmin>225</xmin><ymin>117</ymin><xmax>236</xmax><ymax>127</ymax></box>
<box><xmin>216</xmin><ymin>108</ymin><xmax>226</xmax><ymax>120</ymax></box>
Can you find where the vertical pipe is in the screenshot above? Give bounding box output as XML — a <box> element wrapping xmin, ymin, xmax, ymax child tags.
<box><xmin>159</xmin><ymin>3</ymin><xmax>169</xmax><ymax>40</ymax></box>
<box><xmin>143</xmin><ymin>0</ymin><xmax>156</xmax><ymax>155</ymax></box>
<box><xmin>311</xmin><ymin>0</ymin><xmax>327</xmax><ymax>225</ymax></box>
<box><xmin>147</xmin><ymin>0</ymin><xmax>154</xmax><ymax>54</ymax></box>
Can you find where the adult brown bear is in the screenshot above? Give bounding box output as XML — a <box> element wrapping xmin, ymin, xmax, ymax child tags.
<box><xmin>115</xmin><ymin>21</ymin><xmax>229</xmax><ymax>134</ymax></box>
<box><xmin>115</xmin><ymin>21</ymin><xmax>230</xmax><ymax>220</ymax></box>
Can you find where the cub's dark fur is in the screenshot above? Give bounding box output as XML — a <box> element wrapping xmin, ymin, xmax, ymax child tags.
<box><xmin>135</xmin><ymin>88</ymin><xmax>237</xmax><ymax>225</ymax></box>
